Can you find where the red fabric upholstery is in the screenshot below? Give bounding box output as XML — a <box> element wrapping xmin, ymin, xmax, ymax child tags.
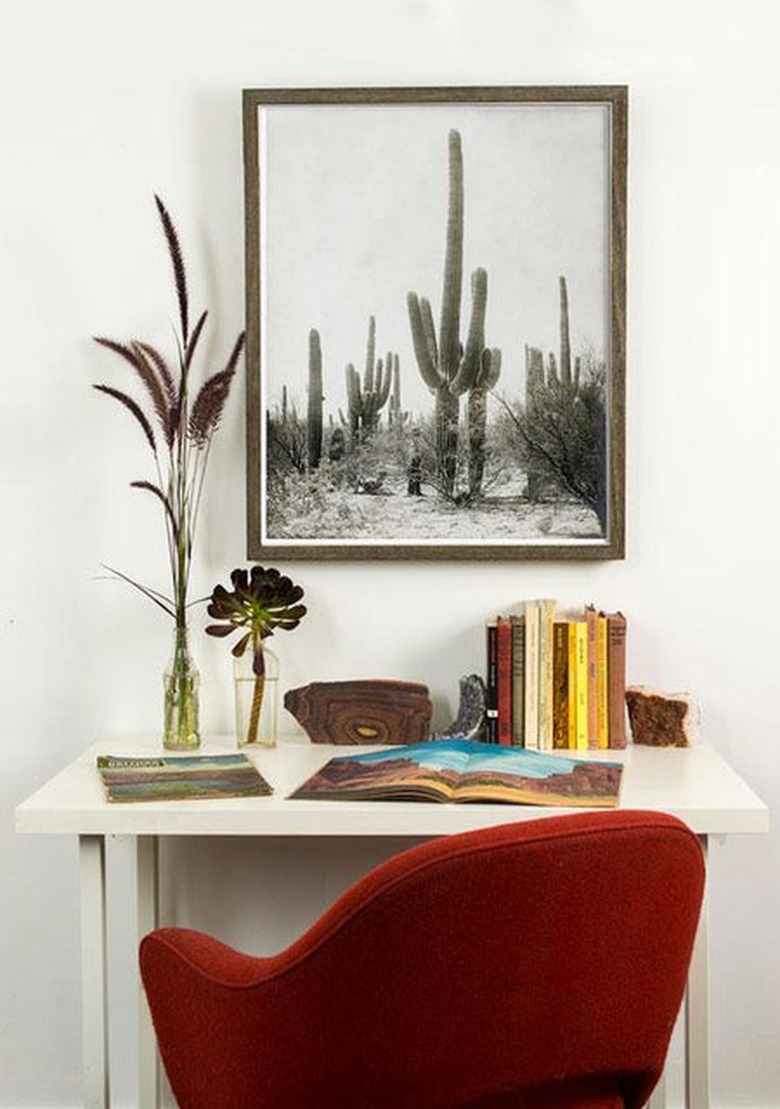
<box><xmin>140</xmin><ymin>810</ymin><xmax>704</xmax><ymax>1109</ymax></box>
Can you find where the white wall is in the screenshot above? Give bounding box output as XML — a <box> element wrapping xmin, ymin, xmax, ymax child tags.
<box><xmin>2</xmin><ymin>0</ymin><xmax>778</xmax><ymax>1104</ymax></box>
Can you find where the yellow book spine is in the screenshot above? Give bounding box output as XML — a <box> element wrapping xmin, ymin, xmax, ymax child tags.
<box><xmin>596</xmin><ymin>614</ymin><xmax>609</xmax><ymax>749</ymax></box>
<box><xmin>574</xmin><ymin>621</ymin><xmax>588</xmax><ymax>750</ymax></box>
<box><xmin>567</xmin><ymin>622</ymin><xmax>578</xmax><ymax>749</ymax></box>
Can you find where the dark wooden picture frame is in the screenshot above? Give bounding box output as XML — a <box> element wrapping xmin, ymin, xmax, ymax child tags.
<box><xmin>243</xmin><ymin>86</ymin><xmax>627</xmax><ymax>561</ymax></box>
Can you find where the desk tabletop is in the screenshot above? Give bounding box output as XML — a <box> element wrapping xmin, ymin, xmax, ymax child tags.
<box><xmin>15</xmin><ymin>735</ymin><xmax>769</xmax><ymax>837</ymax></box>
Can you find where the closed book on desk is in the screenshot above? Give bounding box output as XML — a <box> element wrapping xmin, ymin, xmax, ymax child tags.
<box><xmin>96</xmin><ymin>754</ymin><xmax>272</xmax><ymax>803</ymax></box>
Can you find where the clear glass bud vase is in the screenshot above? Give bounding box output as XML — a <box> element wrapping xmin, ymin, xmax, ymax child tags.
<box><xmin>163</xmin><ymin>626</ymin><xmax>201</xmax><ymax>750</ymax></box>
<box><xmin>234</xmin><ymin>644</ymin><xmax>278</xmax><ymax>747</ymax></box>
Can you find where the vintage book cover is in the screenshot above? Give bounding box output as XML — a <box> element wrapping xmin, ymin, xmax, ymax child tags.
<box><xmin>552</xmin><ymin>620</ymin><xmax>570</xmax><ymax>749</ymax></box>
<box><xmin>289</xmin><ymin>738</ymin><xmax>623</xmax><ymax>808</ymax></box>
<box><xmin>567</xmin><ymin>622</ymin><xmax>578</xmax><ymax>749</ymax></box>
<box><xmin>596</xmin><ymin>613</ymin><xmax>609</xmax><ymax>748</ymax></box>
<box><xmin>496</xmin><ymin>616</ymin><xmax>514</xmax><ymax>746</ymax></box>
<box><xmin>523</xmin><ymin>600</ymin><xmax>540</xmax><ymax>750</ymax></box>
<box><xmin>96</xmin><ymin>754</ymin><xmax>273</xmax><ymax>803</ymax></box>
<box><xmin>606</xmin><ymin>612</ymin><xmax>628</xmax><ymax>748</ymax></box>
<box><xmin>573</xmin><ymin>621</ymin><xmax>589</xmax><ymax>750</ymax></box>
<box><xmin>585</xmin><ymin>604</ymin><xmax>600</xmax><ymax>749</ymax></box>
<box><xmin>485</xmin><ymin>621</ymin><xmax>498</xmax><ymax>743</ymax></box>
<box><xmin>510</xmin><ymin>615</ymin><xmax>526</xmax><ymax>746</ymax></box>
<box><xmin>537</xmin><ymin>599</ymin><xmax>556</xmax><ymax>750</ymax></box>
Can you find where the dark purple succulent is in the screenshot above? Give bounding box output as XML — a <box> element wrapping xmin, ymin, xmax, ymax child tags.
<box><xmin>206</xmin><ymin>566</ymin><xmax>307</xmax><ymax>675</ymax></box>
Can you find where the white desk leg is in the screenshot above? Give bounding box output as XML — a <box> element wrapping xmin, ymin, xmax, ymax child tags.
<box><xmin>79</xmin><ymin>834</ymin><xmax>109</xmax><ymax>1109</ymax></box>
<box><xmin>686</xmin><ymin>835</ymin><xmax>710</xmax><ymax>1109</ymax></box>
<box><xmin>137</xmin><ymin>836</ymin><xmax>161</xmax><ymax>1109</ymax></box>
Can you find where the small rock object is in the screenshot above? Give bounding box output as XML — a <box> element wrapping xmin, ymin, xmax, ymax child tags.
<box><xmin>432</xmin><ymin>674</ymin><xmax>488</xmax><ymax>743</ymax></box>
<box><xmin>284</xmin><ymin>679</ymin><xmax>432</xmax><ymax>745</ymax></box>
<box><xmin>625</xmin><ymin>686</ymin><xmax>696</xmax><ymax>747</ymax></box>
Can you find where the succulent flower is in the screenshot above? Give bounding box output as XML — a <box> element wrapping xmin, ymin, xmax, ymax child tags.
<box><xmin>206</xmin><ymin>566</ymin><xmax>307</xmax><ymax>746</ymax></box>
<box><xmin>206</xmin><ymin>566</ymin><xmax>307</xmax><ymax>675</ymax></box>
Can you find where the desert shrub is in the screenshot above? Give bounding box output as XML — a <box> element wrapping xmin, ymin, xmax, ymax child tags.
<box><xmin>266</xmin><ymin>466</ymin><xmax>370</xmax><ymax>540</ymax></box>
<box><xmin>497</xmin><ymin>359</ymin><xmax>607</xmax><ymax>529</ymax></box>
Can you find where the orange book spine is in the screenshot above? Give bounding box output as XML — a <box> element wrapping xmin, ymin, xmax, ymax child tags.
<box><xmin>607</xmin><ymin>612</ymin><xmax>628</xmax><ymax>748</ymax></box>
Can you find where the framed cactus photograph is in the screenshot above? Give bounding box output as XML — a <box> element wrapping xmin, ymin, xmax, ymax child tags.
<box><xmin>243</xmin><ymin>85</ymin><xmax>627</xmax><ymax>561</ymax></box>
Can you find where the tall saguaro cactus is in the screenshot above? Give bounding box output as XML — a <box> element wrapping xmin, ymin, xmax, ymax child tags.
<box><xmin>307</xmin><ymin>328</ymin><xmax>323</xmax><ymax>470</ymax></box>
<box><xmin>407</xmin><ymin>129</ymin><xmax>498</xmax><ymax>498</ymax></box>
<box><xmin>345</xmin><ymin>315</ymin><xmax>394</xmax><ymax>444</ymax></box>
<box><xmin>559</xmin><ymin>275</ymin><xmax>572</xmax><ymax>388</ymax></box>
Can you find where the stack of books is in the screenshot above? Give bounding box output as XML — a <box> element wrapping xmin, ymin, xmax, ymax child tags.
<box><xmin>486</xmin><ymin>601</ymin><xmax>627</xmax><ymax>751</ymax></box>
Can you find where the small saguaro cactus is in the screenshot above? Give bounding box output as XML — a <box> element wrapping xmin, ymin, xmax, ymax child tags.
<box><xmin>389</xmin><ymin>356</ymin><xmax>401</xmax><ymax>425</ymax></box>
<box><xmin>525</xmin><ymin>344</ymin><xmax>545</xmax><ymax>407</ymax></box>
<box><xmin>407</xmin><ymin>129</ymin><xmax>498</xmax><ymax>499</ymax></box>
<box><xmin>345</xmin><ymin>315</ymin><xmax>394</xmax><ymax>444</ymax></box>
<box><xmin>307</xmin><ymin>328</ymin><xmax>323</xmax><ymax>471</ymax></box>
<box><xmin>524</xmin><ymin>277</ymin><xmax>576</xmax><ymax>412</ymax></box>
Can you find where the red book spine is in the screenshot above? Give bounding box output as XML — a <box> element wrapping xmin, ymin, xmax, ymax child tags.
<box><xmin>496</xmin><ymin>616</ymin><xmax>513</xmax><ymax>746</ymax></box>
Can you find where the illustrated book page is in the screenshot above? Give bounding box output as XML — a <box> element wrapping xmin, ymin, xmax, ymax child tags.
<box><xmin>289</xmin><ymin>738</ymin><xmax>622</xmax><ymax>808</ymax></box>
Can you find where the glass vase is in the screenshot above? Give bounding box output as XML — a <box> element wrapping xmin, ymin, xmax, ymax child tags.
<box><xmin>234</xmin><ymin>644</ymin><xmax>278</xmax><ymax>748</ymax></box>
<box><xmin>163</xmin><ymin>625</ymin><xmax>201</xmax><ymax>750</ymax></box>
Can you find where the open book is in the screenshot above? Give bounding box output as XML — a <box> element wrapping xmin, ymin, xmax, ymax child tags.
<box><xmin>289</xmin><ymin>738</ymin><xmax>623</xmax><ymax>808</ymax></box>
<box><xmin>96</xmin><ymin>753</ymin><xmax>272</xmax><ymax>803</ymax></box>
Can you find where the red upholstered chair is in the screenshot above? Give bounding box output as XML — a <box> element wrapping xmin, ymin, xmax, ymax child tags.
<box><xmin>140</xmin><ymin>810</ymin><xmax>704</xmax><ymax>1109</ymax></box>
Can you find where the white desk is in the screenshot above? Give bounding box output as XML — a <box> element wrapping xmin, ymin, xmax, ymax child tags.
<box><xmin>16</xmin><ymin>736</ymin><xmax>769</xmax><ymax>1109</ymax></box>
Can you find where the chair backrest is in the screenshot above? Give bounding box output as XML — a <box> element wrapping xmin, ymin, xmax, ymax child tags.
<box><xmin>140</xmin><ymin>810</ymin><xmax>704</xmax><ymax>1109</ymax></box>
